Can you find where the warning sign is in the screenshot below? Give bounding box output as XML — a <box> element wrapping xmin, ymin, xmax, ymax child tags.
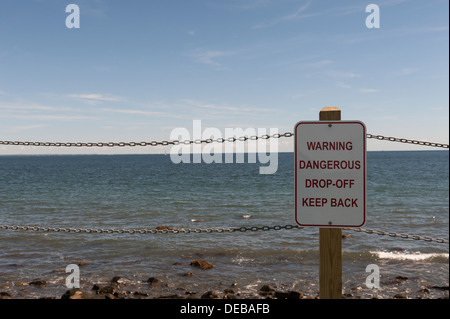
<box><xmin>294</xmin><ymin>121</ymin><xmax>366</xmax><ymax>227</ymax></box>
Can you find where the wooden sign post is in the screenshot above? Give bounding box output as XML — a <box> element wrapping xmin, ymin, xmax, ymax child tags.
<box><xmin>319</xmin><ymin>107</ymin><xmax>342</xmax><ymax>299</ymax></box>
<box><xmin>295</xmin><ymin>106</ymin><xmax>366</xmax><ymax>298</ymax></box>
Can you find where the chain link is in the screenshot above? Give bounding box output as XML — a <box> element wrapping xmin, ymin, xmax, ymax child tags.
<box><xmin>0</xmin><ymin>224</ymin><xmax>301</xmax><ymax>234</ymax></box>
<box><xmin>365</xmin><ymin>134</ymin><xmax>449</xmax><ymax>149</ymax></box>
<box><xmin>1</xmin><ymin>224</ymin><xmax>448</xmax><ymax>244</ymax></box>
<box><xmin>1</xmin><ymin>132</ymin><xmax>447</xmax><ymax>148</ymax></box>
<box><xmin>0</xmin><ymin>132</ymin><xmax>294</xmax><ymax>148</ymax></box>
<box><xmin>343</xmin><ymin>227</ymin><xmax>449</xmax><ymax>244</ymax></box>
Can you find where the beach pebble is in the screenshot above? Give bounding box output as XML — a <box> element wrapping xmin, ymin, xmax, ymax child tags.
<box><xmin>0</xmin><ymin>292</ymin><xmax>12</xmax><ymax>299</ymax></box>
<box><xmin>259</xmin><ymin>285</ymin><xmax>275</xmax><ymax>296</ymax></box>
<box><xmin>15</xmin><ymin>282</ymin><xmax>28</xmax><ymax>286</ymax></box>
<box><xmin>78</xmin><ymin>261</ymin><xmax>90</xmax><ymax>266</ymax></box>
<box><xmin>29</xmin><ymin>280</ymin><xmax>46</xmax><ymax>287</ymax></box>
<box><xmin>62</xmin><ymin>288</ymin><xmax>105</xmax><ymax>299</ymax></box>
<box><xmin>147</xmin><ymin>277</ymin><xmax>164</xmax><ymax>287</ymax></box>
<box><xmin>201</xmin><ymin>291</ymin><xmax>220</xmax><ymax>299</ymax></box>
<box><xmin>190</xmin><ymin>259</ymin><xmax>215</xmax><ymax>270</ymax></box>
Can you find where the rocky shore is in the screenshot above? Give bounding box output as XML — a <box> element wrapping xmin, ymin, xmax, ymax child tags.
<box><xmin>0</xmin><ymin>258</ymin><xmax>448</xmax><ymax>300</ymax></box>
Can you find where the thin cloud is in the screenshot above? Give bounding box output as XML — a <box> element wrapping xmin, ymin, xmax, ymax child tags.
<box><xmin>67</xmin><ymin>94</ymin><xmax>121</xmax><ymax>103</ymax></box>
<box><xmin>252</xmin><ymin>1</ymin><xmax>316</xmax><ymax>29</ymax></box>
<box><xmin>189</xmin><ymin>49</ymin><xmax>234</xmax><ymax>66</ymax></box>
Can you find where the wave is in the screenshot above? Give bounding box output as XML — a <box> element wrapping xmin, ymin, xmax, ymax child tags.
<box><xmin>370</xmin><ymin>250</ymin><xmax>449</xmax><ymax>261</ymax></box>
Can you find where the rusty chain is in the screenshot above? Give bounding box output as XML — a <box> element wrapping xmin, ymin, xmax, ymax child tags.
<box><xmin>0</xmin><ymin>224</ymin><xmax>448</xmax><ymax>244</ymax></box>
<box><xmin>0</xmin><ymin>132</ymin><xmax>448</xmax><ymax>148</ymax></box>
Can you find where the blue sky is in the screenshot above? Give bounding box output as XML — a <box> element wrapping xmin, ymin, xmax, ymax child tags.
<box><xmin>0</xmin><ymin>0</ymin><xmax>448</xmax><ymax>154</ymax></box>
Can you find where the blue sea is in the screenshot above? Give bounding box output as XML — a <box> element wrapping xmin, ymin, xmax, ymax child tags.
<box><xmin>0</xmin><ymin>151</ymin><xmax>448</xmax><ymax>299</ymax></box>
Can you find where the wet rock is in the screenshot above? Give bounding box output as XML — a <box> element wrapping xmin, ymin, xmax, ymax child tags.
<box><xmin>418</xmin><ymin>288</ymin><xmax>430</xmax><ymax>294</ymax></box>
<box><xmin>201</xmin><ymin>291</ymin><xmax>220</xmax><ymax>299</ymax></box>
<box><xmin>15</xmin><ymin>282</ymin><xmax>28</xmax><ymax>286</ymax></box>
<box><xmin>0</xmin><ymin>292</ymin><xmax>12</xmax><ymax>299</ymax></box>
<box><xmin>395</xmin><ymin>275</ymin><xmax>408</xmax><ymax>280</ymax></box>
<box><xmin>94</xmin><ymin>284</ymin><xmax>118</xmax><ymax>295</ymax></box>
<box><xmin>147</xmin><ymin>277</ymin><xmax>164</xmax><ymax>287</ymax></box>
<box><xmin>190</xmin><ymin>259</ymin><xmax>215</xmax><ymax>270</ymax></box>
<box><xmin>29</xmin><ymin>280</ymin><xmax>46</xmax><ymax>287</ymax></box>
<box><xmin>259</xmin><ymin>285</ymin><xmax>275</xmax><ymax>297</ymax></box>
<box><xmin>78</xmin><ymin>261</ymin><xmax>90</xmax><ymax>266</ymax></box>
<box><xmin>62</xmin><ymin>288</ymin><xmax>105</xmax><ymax>299</ymax></box>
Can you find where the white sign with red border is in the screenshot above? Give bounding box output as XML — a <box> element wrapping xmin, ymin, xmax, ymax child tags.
<box><xmin>295</xmin><ymin>121</ymin><xmax>366</xmax><ymax>227</ymax></box>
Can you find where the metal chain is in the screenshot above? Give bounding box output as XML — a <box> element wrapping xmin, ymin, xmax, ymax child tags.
<box><xmin>1</xmin><ymin>224</ymin><xmax>448</xmax><ymax>244</ymax></box>
<box><xmin>0</xmin><ymin>132</ymin><xmax>294</xmax><ymax>148</ymax></box>
<box><xmin>343</xmin><ymin>227</ymin><xmax>449</xmax><ymax>244</ymax></box>
<box><xmin>0</xmin><ymin>224</ymin><xmax>301</xmax><ymax>234</ymax></box>
<box><xmin>365</xmin><ymin>134</ymin><xmax>449</xmax><ymax>149</ymax></box>
<box><xmin>1</xmin><ymin>132</ymin><xmax>447</xmax><ymax>148</ymax></box>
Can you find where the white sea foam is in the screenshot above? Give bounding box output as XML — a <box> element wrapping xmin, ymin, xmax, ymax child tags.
<box><xmin>371</xmin><ymin>251</ymin><xmax>449</xmax><ymax>261</ymax></box>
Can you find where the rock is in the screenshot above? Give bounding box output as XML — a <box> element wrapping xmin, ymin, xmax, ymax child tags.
<box><xmin>95</xmin><ymin>284</ymin><xmax>118</xmax><ymax>295</ymax></box>
<box><xmin>78</xmin><ymin>261</ymin><xmax>90</xmax><ymax>266</ymax></box>
<box><xmin>61</xmin><ymin>289</ymin><xmax>105</xmax><ymax>299</ymax></box>
<box><xmin>201</xmin><ymin>291</ymin><xmax>220</xmax><ymax>299</ymax></box>
<box><xmin>418</xmin><ymin>288</ymin><xmax>430</xmax><ymax>294</ymax></box>
<box><xmin>190</xmin><ymin>259</ymin><xmax>215</xmax><ymax>270</ymax></box>
<box><xmin>147</xmin><ymin>277</ymin><xmax>164</xmax><ymax>287</ymax></box>
<box><xmin>15</xmin><ymin>282</ymin><xmax>28</xmax><ymax>286</ymax></box>
<box><xmin>273</xmin><ymin>291</ymin><xmax>303</xmax><ymax>299</ymax></box>
<box><xmin>259</xmin><ymin>285</ymin><xmax>275</xmax><ymax>297</ymax></box>
<box><xmin>0</xmin><ymin>292</ymin><xmax>12</xmax><ymax>299</ymax></box>
<box><xmin>183</xmin><ymin>272</ymin><xmax>194</xmax><ymax>277</ymax></box>
<box><xmin>393</xmin><ymin>294</ymin><xmax>408</xmax><ymax>299</ymax></box>
<box><xmin>395</xmin><ymin>275</ymin><xmax>408</xmax><ymax>280</ymax></box>
<box><xmin>224</xmin><ymin>288</ymin><xmax>235</xmax><ymax>294</ymax></box>
<box><xmin>29</xmin><ymin>280</ymin><xmax>46</xmax><ymax>287</ymax></box>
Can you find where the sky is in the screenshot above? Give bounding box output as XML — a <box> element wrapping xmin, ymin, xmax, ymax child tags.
<box><xmin>0</xmin><ymin>0</ymin><xmax>448</xmax><ymax>154</ymax></box>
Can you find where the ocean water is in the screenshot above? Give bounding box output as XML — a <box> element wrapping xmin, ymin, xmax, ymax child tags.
<box><xmin>0</xmin><ymin>151</ymin><xmax>448</xmax><ymax>299</ymax></box>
